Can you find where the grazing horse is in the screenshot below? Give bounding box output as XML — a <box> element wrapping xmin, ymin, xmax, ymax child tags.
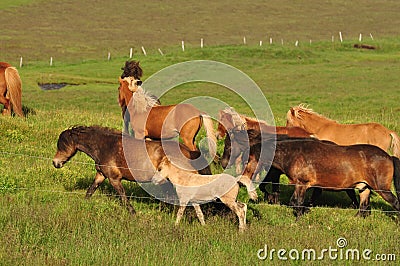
<box><xmin>222</xmin><ymin>130</ymin><xmax>359</xmax><ymax>206</ymax></box>
<box><xmin>286</xmin><ymin>104</ymin><xmax>400</xmax><ymax>157</ymax></box>
<box><xmin>0</xmin><ymin>62</ymin><xmax>23</xmax><ymax>117</ymax></box>
<box><xmin>217</xmin><ymin>107</ymin><xmax>313</xmax><ymax>203</ymax></box>
<box><xmin>216</xmin><ymin>107</ymin><xmax>312</xmax><ymax>139</ymax></box>
<box><xmin>52</xmin><ymin>126</ymin><xmax>211</xmax><ymax>215</ymax></box>
<box><xmin>155</xmin><ymin>157</ymin><xmax>247</xmax><ymax>231</ymax></box>
<box><xmin>118</xmin><ymin>78</ymin><xmax>217</xmax><ymax>156</ymax></box>
<box><xmin>227</xmin><ymin>129</ymin><xmax>400</xmax><ymax>218</ymax></box>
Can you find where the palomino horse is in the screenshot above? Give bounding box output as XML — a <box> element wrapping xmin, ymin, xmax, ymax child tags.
<box><xmin>221</xmin><ymin>130</ymin><xmax>359</xmax><ymax>207</ymax></box>
<box><xmin>52</xmin><ymin>126</ymin><xmax>211</xmax><ymax>215</ymax></box>
<box><xmin>286</xmin><ymin>104</ymin><xmax>400</xmax><ymax>157</ymax></box>
<box><xmin>218</xmin><ymin>108</ymin><xmax>313</xmax><ymax>203</ymax></box>
<box><xmin>155</xmin><ymin>157</ymin><xmax>247</xmax><ymax>231</ymax></box>
<box><xmin>0</xmin><ymin>62</ymin><xmax>23</xmax><ymax>117</ymax></box>
<box><xmin>227</xmin><ymin>129</ymin><xmax>400</xmax><ymax>218</ymax></box>
<box><xmin>118</xmin><ymin>77</ymin><xmax>217</xmax><ymax>156</ymax></box>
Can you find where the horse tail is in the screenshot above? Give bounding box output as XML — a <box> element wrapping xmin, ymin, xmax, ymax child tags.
<box><xmin>392</xmin><ymin>156</ymin><xmax>400</xmax><ymax>200</ymax></box>
<box><xmin>201</xmin><ymin>114</ymin><xmax>217</xmax><ymax>158</ymax></box>
<box><xmin>4</xmin><ymin>67</ymin><xmax>23</xmax><ymax>117</ymax></box>
<box><xmin>390</xmin><ymin>132</ymin><xmax>400</xmax><ymax>158</ymax></box>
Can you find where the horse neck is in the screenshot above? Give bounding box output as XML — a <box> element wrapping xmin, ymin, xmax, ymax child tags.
<box><xmin>296</xmin><ymin>112</ymin><xmax>332</xmax><ymax>134</ymax></box>
<box><xmin>75</xmin><ymin>134</ymin><xmax>104</xmax><ymax>163</ymax></box>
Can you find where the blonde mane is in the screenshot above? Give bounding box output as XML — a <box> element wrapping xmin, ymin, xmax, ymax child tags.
<box><xmin>290</xmin><ymin>104</ymin><xmax>337</xmax><ymax>123</ymax></box>
<box><xmin>131</xmin><ymin>87</ymin><xmax>160</xmax><ymax>114</ymax></box>
<box><xmin>223</xmin><ymin>107</ymin><xmax>246</xmax><ymax>128</ymax></box>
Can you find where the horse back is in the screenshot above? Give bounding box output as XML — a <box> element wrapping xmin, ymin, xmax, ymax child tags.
<box><xmin>144</xmin><ymin>104</ymin><xmax>201</xmax><ymax>138</ymax></box>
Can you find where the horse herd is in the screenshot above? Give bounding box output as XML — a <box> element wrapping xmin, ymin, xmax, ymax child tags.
<box><xmin>2</xmin><ymin>61</ymin><xmax>400</xmax><ymax>231</ymax></box>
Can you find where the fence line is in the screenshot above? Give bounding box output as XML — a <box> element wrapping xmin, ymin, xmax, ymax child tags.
<box><xmin>1</xmin><ymin>149</ymin><xmax>398</xmax><ymax>194</ymax></box>
<box><xmin>15</xmin><ymin>32</ymin><xmax>377</xmax><ymax>68</ymax></box>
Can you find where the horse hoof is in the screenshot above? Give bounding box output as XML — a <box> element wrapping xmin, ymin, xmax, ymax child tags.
<box><xmin>249</xmin><ymin>190</ymin><xmax>258</xmax><ymax>201</ymax></box>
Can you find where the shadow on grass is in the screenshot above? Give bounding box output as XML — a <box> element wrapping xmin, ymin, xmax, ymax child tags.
<box><xmin>259</xmin><ymin>182</ymin><xmax>400</xmax><ymax>220</ymax></box>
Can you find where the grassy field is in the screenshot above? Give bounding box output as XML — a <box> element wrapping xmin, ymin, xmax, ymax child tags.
<box><xmin>1</xmin><ymin>1</ymin><xmax>400</xmax><ymax>265</ymax></box>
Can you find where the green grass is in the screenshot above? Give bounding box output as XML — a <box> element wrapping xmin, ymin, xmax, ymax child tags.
<box><xmin>1</xmin><ymin>1</ymin><xmax>400</xmax><ymax>265</ymax></box>
<box><xmin>0</xmin><ymin>42</ymin><xmax>400</xmax><ymax>265</ymax></box>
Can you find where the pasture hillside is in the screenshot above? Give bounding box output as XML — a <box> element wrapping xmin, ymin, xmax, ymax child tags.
<box><xmin>1</xmin><ymin>43</ymin><xmax>400</xmax><ymax>265</ymax></box>
<box><xmin>0</xmin><ymin>0</ymin><xmax>400</xmax><ymax>265</ymax></box>
<box><xmin>1</xmin><ymin>0</ymin><xmax>400</xmax><ymax>62</ymax></box>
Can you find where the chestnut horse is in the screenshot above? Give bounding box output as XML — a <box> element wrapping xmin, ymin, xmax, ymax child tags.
<box><xmin>52</xmin><ymin>126</ymin><xmax>211</xmax><ymax>215</ymax></box>
<box><xmin>216</xmin><ymin>107</ymin><xmax>312</xmax><ymax>139</ymax></box>
<box><xmin>0</xmin><ymin>62</ymin><xmax>23</xmax><ymax>117</ymax></box>
<box><xmin>155</xmin><ymin>157</ymin><xmax>247</xmax><ymax>231</ymax></box>
<box><xmin>118</xmin><ymin>77</ymin><xmax>217</xmax><ymax>156</ymax></box>
<box><xmin>286</xmin><ymin>104</ymin><xmax>400</xmax><ymax>157</ymax></box>
<box><xmin>227</xmin><ymin>129</ymin><xmax>400</xmax><ymax>218</ymax></box>
<box><xmin>119</xmin><ymin>60</ymin><xmax>162</xmax><ymax>133</ymax></box>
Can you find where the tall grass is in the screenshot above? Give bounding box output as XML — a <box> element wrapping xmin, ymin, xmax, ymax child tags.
<box><xmin>0</xmin><ymin>42</ymin><xmax>400</xmax><ymax>265</ymax></box>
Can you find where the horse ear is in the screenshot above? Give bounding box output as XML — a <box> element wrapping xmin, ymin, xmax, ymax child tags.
<box><xmin>290</xmin><ymin>107</ymin><xmax>295</xmax><ymax>116</ymax></box>
<box><xmin>118</xmin><ymin>76</ymin><xmax>122</xmax><ymax>83</ymax></box>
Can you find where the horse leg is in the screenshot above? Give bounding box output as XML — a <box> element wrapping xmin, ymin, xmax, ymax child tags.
<box><xmin>346</xmin><ymin>189</ymin><xmax>359</xmax><ymax>208</ymax></box>
<box><xmin>309</xmin><ymin>187</ymin><xmax>322</xmax><ymax>207</ymax></box>
<box><xmin>85</xmin><ymin>172</ymin><xmax>106</xmax><ymax>199</ymax></box>
<box><xmin>356</xmin><ymin>188</ymin><xmax>371</xmax><ymax>218</ymax></box>
<box><xmin>219</xmin><ymin>185</ymin><xmax>247</xmax><ymax>232</ymax></box>
<box><xmin>289</xmin><ymin>183</ymin><xmax>309</xmax><ymax>218</ymax></box>
<box><xmin>0</xmin><ymin>95</ymin><xmax>10</xmax><ymax>116</ymax></box>
<box><xmin>175</xmin><ymin>205</ymin><xmax>186</xmax><ymax>226</ymax></box>
<box><xmin>269</xmin><ymin>169</ymin><xmax>281</xmax><ymax>204</ymax></box>
<box><xmin>193</xmin><ymin>204</ymin><xmax>206</xmax><ymax>225</ymax></box>
<box><xmin>375</xmin><ymin>190</ymin><xmax>400</xmax><ymax>219</ymax></box>
<box><xmin>109</xmin><ymin>178</ymin><xmax>136</xmax><ymax>216</ymax></box>
<box><xmin>238</xmin><ymin>175</ymin><xmax>258</xmax><ymax>201</ymax></box>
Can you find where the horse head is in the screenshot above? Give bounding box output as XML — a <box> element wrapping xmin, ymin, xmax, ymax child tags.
<box><xmin>221</xmin><ymin>127</ymin><xmax>250</xmax><ymax>169</ymax></box>
<box><xmin>118</xmin><ymin>76</ymin><xmax>143</xmax><ymax>114</ymax></box>
<box><xmin>53</xmin><ymin>128</ymin><xmax>79</xmax><ymax>168</ymax></box>
<box><xmin>121</xmin><ymin>60</ymin><xmax>143</xmax><ymax>79</ymax></box>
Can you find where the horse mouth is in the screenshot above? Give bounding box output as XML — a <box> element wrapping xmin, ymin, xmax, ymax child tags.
<box><xmin>52</xmin><ymin>159</ymin><xmax>64</xmax><ymax>168</ymax></box>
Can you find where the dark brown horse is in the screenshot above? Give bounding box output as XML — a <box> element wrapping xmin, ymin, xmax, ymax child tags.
<box><xmin>52</xmin><ymin>126</ymin><xmax>211</xmax><ymax>215</ymax></box>
<box><xmin>118</xmin><ymin>78</ymin><xmax>217</xmax><ymax>156</ymax></box>
<box><xmin>226</xmin><ymin>129</ymin><xmax>400</xmax><ymax>218</ymax></box>
<box><xmin>0</xmin><ymin>62</ymin><xmax>23</xmax><ymax>117</ymax></box>
<box><xmin>222</xmin><ymin>130</ymin><xmax>358</xmax><ymax>206</ymax></box>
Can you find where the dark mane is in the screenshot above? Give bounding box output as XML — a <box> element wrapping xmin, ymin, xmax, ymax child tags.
<box><xmin>68</xmin><ymin>125</ymin><xmax>122</xmax><ymax>136</ymax></box>
<box><xmin>120</xmin><ymin>60</ymin><xmax>143</xmax><ymax>79</ymax></box>
<box><xmin>57</xmin><ymin>125</ymin><xmax>122</xmax><ymax>151</ymax></box>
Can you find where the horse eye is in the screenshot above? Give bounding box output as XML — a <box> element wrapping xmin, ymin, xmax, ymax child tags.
<box><xmin>137</xmin><ymin>80</ymin><xmax>142</xmax><ymax>86</ymax></box>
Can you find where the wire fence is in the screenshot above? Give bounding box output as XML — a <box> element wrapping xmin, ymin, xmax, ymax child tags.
<box><xmin>1</xmin><ymin>149</ymin><xmax>399</xmax><ymax>214</ymax></box>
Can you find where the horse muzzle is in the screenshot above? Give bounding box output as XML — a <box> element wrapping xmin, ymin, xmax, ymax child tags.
<box><xmin>52</xmin><ymin>159</ymin><xmax>64</xmax><ymax>168</ymax></box>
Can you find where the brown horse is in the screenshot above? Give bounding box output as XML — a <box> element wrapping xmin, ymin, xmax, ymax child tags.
<box><xmin>216</xmin><ymin>107</ymin><xmax>312</xmax><ymax>139</ymax></box>
<box><xmin>221</xmin><ymin>130</ymin><xmax>359</xmax><ymax>206</ymax></box>
<box><xmin>118</xmin><ymin>77</ymin><xmax>217</xmax><ymax>156</ymax></box>
<box><xmin>119</xmin><ymin>61</ymin><xmax>161</xmax><ymax>134</ymax></box>
<box><xmin>286</xmin><ymin>104</ymin><xmax>400</xmax><ymax>157</ymax></box>
<box><xmin>227</xmin><ymin>129</ymin><xmax>400</xmax><ymax>218</ymax></box>
<box><xmin>217</xmin><ymin>108</ymin><xmax>313</xmax><ymax>203</ymax></box>
<box><xmin>155</xmin><ymin>157</ymin><xmax>247</xmax><ymax>231</ymax></box>
<box><xmin>0</xmin><ymin>62</ymin><xmax>23</xmax><ymax>117</ymax></box>
<box><xmin>52</xmin><ymin>126</ymin><xmax>211</xmax><ymax>215</ymax></box>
